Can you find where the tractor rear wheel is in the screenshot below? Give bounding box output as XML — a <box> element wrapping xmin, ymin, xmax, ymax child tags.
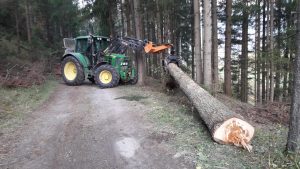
<box><xmin>95</xmin><ymin>65</ymin><xmax>119</xmax><ymax>88</ymax></box>
<box><xmin>61</xmin><ymin>56</ymin><xmax>85</xmax><ymax>85</ymax></box>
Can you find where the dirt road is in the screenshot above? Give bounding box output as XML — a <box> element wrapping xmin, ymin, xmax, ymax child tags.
<box><xmin>0</xmin><ymin>83</ymin><xmax>193</xmax><ymax>169</ymax></box>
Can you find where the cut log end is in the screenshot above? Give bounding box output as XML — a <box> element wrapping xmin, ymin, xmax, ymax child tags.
<box><xmin>213</xmin><ymin>118</ymin><xmax>255</xmax><ymax>152</ymax></box>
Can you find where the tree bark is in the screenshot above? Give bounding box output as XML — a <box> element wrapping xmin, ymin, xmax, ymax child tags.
<box><xmin>241</xmin><ymin>0</ymin><xmax>249</xmax><ymax>102</ymax></box>
<box><xmin>25</xmin><ymin>0</ymin><xmax>31</xmax><ymax>44</ymax></box>
<box><xmin>274</xmin><ymin>0</ymin><xmax>282</xmax><ymax>101</ymax></box>
<box><xmin>194</xmin><ymin>0</ymin><xmax>202</xmax><ymax>84</ymax></box>
<box><xmin>286</xmin><ymin>0</ymin><xmax>300</xmax><ymax>153</ymax></box>
<box><xmin>167</xmin><ymin>63</ymin><xmax>254</xmax><ymax>151</ymax></box>
<box><xmin>256</xmin><ymin>0</ymin><xmax>261</xmax><ymax>104</ymax></box>
<box><xmin>211</xmin><ymin>0</ymin><xmax>218</xmax><ymax>95</ymax></box>
<box><xmin>124</xmin><ymin>0</ymin><xmax>132</xmax><ymax>36</ymax></box>
<box><xmin>283</xmin><ymin>47</ymin><xmax>289</xmax><ymax>101</ymax></box>
<box><xmin>133</xmin><ymin>0</ymin><xmax>145</xmax><ymax>85</ymax></box>
<box><xmin>269</xmin><ymin>0</ymin><xmax>274</xmax><ymax>102</ymax></box>
<box><xmin>203</xmin><ymin>0</ymin><xmax>212</xmax><ymax>89</ymax></box>
<box><xmin>108</xmin><ymin>3</ymin><xmax>115</xmax><ymax>37</ymax></box>
<box><xmin>224</xmin><ymin>0</ymin><xmax>232</xmax><ymax>97</ymax></box>
<box><xmin>15</xmin><ymin>3</ymin><xmax>20</xmax><ymax>55</ymax></box>
<box><xmin>120</xmin><ymin>0</ymin><xmax>125</xmax><ymax>37</ymax></box>
<box><xmin>265</xmin><ymin>0</ymin><xmax>270</xmax><ymax>102</ymax></box>
<box><xmin>274</xmin><ymin>1</ymin><xmax>283</xmax><ymax>101</ymax></box>
<box><xmin>262</xmin><ymin>0</ymin><xmax>267</xmax><ymax>104</ymax></box>
<box><xmin>156</xmin><ymin>1</ymin><xmax>164</xmax><ymax>79</ymax></box>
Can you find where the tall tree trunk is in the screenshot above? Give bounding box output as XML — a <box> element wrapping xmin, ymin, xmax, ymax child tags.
<box><xmin>15</xmin><ymin>4</ymin><xmax>20</xmax><ymax>55</ymax></box>
<box><xmin>156</xmin><ymin>1</ymin><xmax>163</xmax><ymax>79</ymax></box>
<box><xmin>150</xmin><ymin>14</ymin><xmax>157</xmax><ymax>78</ymax></box>
<box><xmin>262</xmin><ymin>0</ymin><xmax>267</xmax><ymax>104</ymax></box>
<box><xmin>269</xmin><ymin>0</ymin><xmax>274</xmax><ymax>102</ymax></box>
<box><xmin>133</xmin><ymin>0</ymin><xmax>145</xmax><ymax>85</ymax></box>
<box><xmin>288</xmin><ymin>53</ymin><xmax>293</xmax><ymax>97</ymax></box>
<box><xmin>194</xmin><ymin>0</ymin><xmax>202</xmax><ymax>84</ymax></box>
<box><xmin>108</xmin><ymin>4</ymin><xmax>115</xmax><ymax>37</ymax></box>
<box><xmin>211</xmin><ymin>0</ymin><xmax>218</xmax><ymax>95</ymax></box>
<box><xmin>265</xmin><ymin>0</ymin><xmax>270</xmax><ymax>102</ymax></box>
<box><xmin>274</xmin><ymin>0</ymin><xmax>282</xmax><ymax>101</ymax></box>
<box><xmin>25</xmin><ymin>0</ymin><xmax>31</xmax><ymax>44</ymax></box>
<box><xmin>286</xmin><ymin>0</ymin><xmax>300</xmax><ymax>153</ymax></box>
<box><xmin>241</xmin><ymin>0</ymin><xmax>249</xmax><ymax>102</ymax></box>
<box><xmin>125</xmin><ymin>0</ymin><xmax>132</xmax><ymax>36</ymax></box>
<box><xmin>256</xmin><ymin>0</ymin><xmax>261</xmax><ymax>104</ymax></box>
<box><xmin>283</xmin><ymin>47</ymin><xmax>289</xmax><ymax>101</ymax></box>
<box><xmin>224</xmin><ymin>0</ymin><xmax>232</xmax><ymax>97</ymax></box>
<box><xmin>120</xmin><ymin>0</ymin><xmax>125</xmax><ymax>37</ymax></box>
<box><xmin>191</xmin><ymin>2</ymin><xmax>195</xmax><ymax>79</ymax></box>
<box><xmin>203</xmin><ymin>0</ymin><xmax>212</xmax><ymax>89</ymax></box>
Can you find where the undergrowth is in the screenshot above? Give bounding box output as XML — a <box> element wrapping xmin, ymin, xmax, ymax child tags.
<box><xmin>0</xmin><ymin>79</ymin><xmax>57</xmax><ymax>129</ymax></box>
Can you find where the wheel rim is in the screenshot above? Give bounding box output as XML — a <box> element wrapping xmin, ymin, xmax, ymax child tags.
<box><xmin>99</xmin><ymin>70</ymin><xmax>112</xmax><ymax>84</ymax></box>
<box><xmin>64</xmin><ymin>62</ymin><xmax>77</xmax><ymax>81</ymax></box>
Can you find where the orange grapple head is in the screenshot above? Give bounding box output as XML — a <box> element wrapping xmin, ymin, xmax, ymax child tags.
<box><xmin>144</xmin><ymin>41</ymin><xmax>173</xmax><ymax>54</ymax></box>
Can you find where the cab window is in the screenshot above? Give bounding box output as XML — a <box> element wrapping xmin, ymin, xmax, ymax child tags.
<box><xmin>75</xmin><ymin>39</ymin><xmax>88</xmax><ymax>53</ymax></box>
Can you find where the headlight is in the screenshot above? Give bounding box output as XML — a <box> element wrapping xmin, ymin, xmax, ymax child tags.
<box><xmin>121</xmin><ymin>62</ymin><xmax>128</xmax><ymax>66</ymax></box>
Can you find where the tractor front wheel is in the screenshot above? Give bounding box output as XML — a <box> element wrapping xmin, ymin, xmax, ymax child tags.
<box><xmin>129</xmin><ymin>73</ymin><xmax>138</xmax><ymax>85</ymax></box>
<box><xmin>61</xmin><ymin>56</ymin><xmax>85</xmax><ymax>85</ymax></box>
<box><xmin>95</xmin><ymin>65</ymin><xmax>120</xmax><ymax>88</ymax></box>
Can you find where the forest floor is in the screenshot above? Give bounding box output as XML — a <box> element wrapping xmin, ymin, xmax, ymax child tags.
<box><xmin>0</xmin><ymin>77</ymin><xmax>297</xmax><ymax>169</ymax></box>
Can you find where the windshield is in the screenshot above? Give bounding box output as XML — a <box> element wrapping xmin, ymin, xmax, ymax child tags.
<box><xmin>95</xmin><ymin>39</ymin><xmax>110</xmax><ymax>52</ymax></box>
<box><xmin>75</xmin><ymin>39</ymin><xmax>88</xmax><ymax>53</ymax></box>
<box><xmin>75</xmin><ymin>37</ymin><xmax>110</xmax><ymax>54</ymax></box>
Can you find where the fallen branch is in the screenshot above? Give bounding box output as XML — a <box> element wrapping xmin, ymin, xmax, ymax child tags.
<box><xmin>5</xmin><ymin>64</ymin><xmax>18</xmax><ymax>81</ymax></box>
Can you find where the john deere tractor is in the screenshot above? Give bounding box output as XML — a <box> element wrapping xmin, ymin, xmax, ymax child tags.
<box><xmin>61</xmin><ymin>35</ymin><xmax>172</xmax><ymax>88</ymax></box>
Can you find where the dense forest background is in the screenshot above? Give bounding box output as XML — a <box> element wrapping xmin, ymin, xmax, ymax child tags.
<box><xmin>0</xmin><ymin>0</ymin><xmax>297</xmax><ymax>105</ymax></box>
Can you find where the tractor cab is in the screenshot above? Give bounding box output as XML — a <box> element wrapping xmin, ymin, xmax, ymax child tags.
<box><xmin>63</xmin><ymin>36</ymin><xmax>110</xmax><ymax>55</ymax></box>
<box><xmin>75</xmin><ymin>36</ymin><xmax>110</xmax><ymax>54</ymax></box>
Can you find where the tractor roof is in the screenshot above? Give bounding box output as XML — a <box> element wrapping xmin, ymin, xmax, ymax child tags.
<box><xmin>76</xmin><ymin>35</ymin><xmax>110</xmax><ymax>41</ymax></box>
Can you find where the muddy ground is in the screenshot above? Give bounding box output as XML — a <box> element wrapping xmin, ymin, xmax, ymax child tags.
<box><xmin>0</xmin><ymin>82</ymin><xmax>193</xmax><ymax>169</ymax></box>
<box><xmin>0</xmin><ymin>79</ymin><xmax>295</xmax><ymax>169</ymax></box>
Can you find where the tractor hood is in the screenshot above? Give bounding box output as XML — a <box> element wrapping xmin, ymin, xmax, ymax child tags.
<box><xmin>109</xmin><ymin>53</ymin><xmax>127</xmax><ymax>59</ymax></box>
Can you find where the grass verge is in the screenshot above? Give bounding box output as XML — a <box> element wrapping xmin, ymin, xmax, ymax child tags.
<box><xmin>120</xmin><ymin>84</ymin><xmax>299</xmax><ymax>169</ymax></box>
<box><xmin>0</xmin><ymin>79</ymin><xmax>57</xmax><ymax>130</ymax></box>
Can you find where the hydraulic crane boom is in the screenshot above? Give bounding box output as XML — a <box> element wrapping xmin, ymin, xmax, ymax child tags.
<box><xmin>104</xmin><ymin>37</ymin><xmax>172</xmax><ymax>55</ymax></box>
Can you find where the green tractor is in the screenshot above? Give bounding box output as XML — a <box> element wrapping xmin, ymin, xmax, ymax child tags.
<box><xmin>61</xmin><ymin>35</ymin><xmax>140</xmax><ymax>88</ymax></box>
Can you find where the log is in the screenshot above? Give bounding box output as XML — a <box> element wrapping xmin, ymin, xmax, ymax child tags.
<box><xmin>167</xmin><ymin>63</ymin><xmax>255</xmax><ymax>151</ymax></box>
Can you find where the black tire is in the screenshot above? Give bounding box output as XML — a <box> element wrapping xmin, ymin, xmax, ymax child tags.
<box><xmin>61</xmin><ymin>56</ymin><xmax>85</xmax><ymax>85</ymax></box>
<box><xmin>129</xmin><ymin>73</ymin><xmax>138</xmax><ymax>85</ymax></box>
<box><xmin>94</xmin><ymin>64</ymin><xmax>120</xmax><ymax>88</ymax></box>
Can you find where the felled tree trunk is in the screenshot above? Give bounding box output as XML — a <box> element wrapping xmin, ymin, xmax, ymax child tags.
<box><xmin>167</xmin><ymin>63</ymin><xmax>255</xmax><ymax>151</ymax></box>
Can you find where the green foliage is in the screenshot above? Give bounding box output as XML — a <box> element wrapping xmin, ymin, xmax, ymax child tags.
<box><xmin>0</xmin><ymin>0</ymin><xmax>81</xmax><ymax>64</ymax></box>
